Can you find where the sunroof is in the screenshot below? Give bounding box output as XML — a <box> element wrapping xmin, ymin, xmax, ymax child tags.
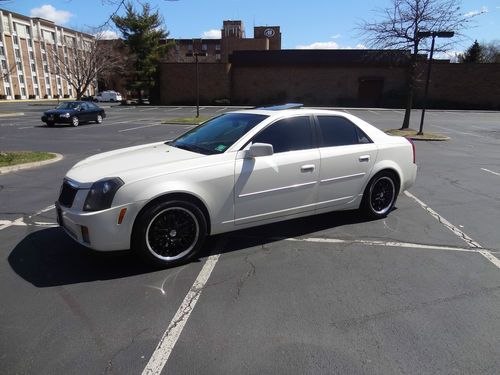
<box><xmin>256</xmin><ymin>103</ymin><xmax>304</xmax><ymax>111</ymax></box>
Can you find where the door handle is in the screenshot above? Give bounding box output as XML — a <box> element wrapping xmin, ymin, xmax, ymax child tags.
<box><xmin>359</xmin><ymin>155</ymin><xmax>370</xmax><ymax>162</ymax></box>
<box><xmin>301</xmin><ymin>164</ymin><xmax>315</xmax><ymax>172</ymax></box>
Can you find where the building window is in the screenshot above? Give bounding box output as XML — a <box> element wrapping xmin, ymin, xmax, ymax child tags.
<box><xmin>188</xmin><ymin>44</ymin><xmax>193</xmax><ymax>52</ymax></box>
<box><xmin>46</xmin><ymin>77</ymin><xmax>50</xmax><ymax>84</ymax></box>
<box><xmin>15</xmin><ymin>49</ymin><xmax>21</xmax><ymax>58</ymax></box>
<box><xmin>29</xmin><ymin>51</ymin><xmax>34</xmax><ymax>60</ymax></box>
<box><xmin>28</xmin><ymin>38</ymin><xmax>33</xmax><ymax>47</ymax></box>
<box><xmin>215</xmin><ymin>44</ymin><xmax>221</xmax><ymax>51</ymax></box>
<box><xmin>32</xmin><ymin>63</ymin><xmax>36</xmax><ymax>72</ymax></box>
<box><xmin>47</xmin><ymin>88</ymin><xmax>52</xmax><ymax>96</ymax></box>
<box><xmin>216</xmin><ymin>53</ymin><xmax>221</xmax><ymax>61</ymax></box>
<box><xmin>21</xmin><ymin>87</ymin><xmax>26</xmax><ymax>96</ymax></box>
<box><xmin>202</xmin><ymin>44</ymin><xmax>208</xmax><ymax>51</ymax></box>
<box><xmin>35</xmin><ymin>87</ymin><xmax>40</xmax><ymax>96</ymax></box>
<box><xmin>13</xmin><ymin>35</ymin><xmax>19</xmax><ymax>45</ymax></box>
<box><xmin>42</xmin><ymin>53</ymin><xmax>47</xmax><ymax>62</ymax></box>
<box><xmin>1</xmin><ymin>60</ymin><xmax>7</xmax><ymax>70</ymax></box>
<box><xmin>17</xmin><ymin>62</ymin><xmax>23</xmax><ymax>71</ymax></box>
<box><xmin>44</xmin><ymin>65</ymin><xmax>48</xmax><ymax>73</ymax></box>
<box><xmin>0</xmin><ymin>46</ymin><xmax>4</xmax><ymax>56</ymax></box>
<box><xmin>33</xmin><ymin>76</ymin><xmax>38</xmax><ymax>84</ymax></box>
<box><xmin>19</xmin><ymin>75</ymin><xmax>24</xmax><ymax>84</ymax></box>
<box><xmin>6</xmin><ymin>87</ymin><xmax>12</xmax><ymax>96</ymax></box>
<box><xmin>57</xmin><ymin>77</ymin><xmax>61</xmax><ymax>85</ymax></box>
<box><xmin>41</xmin><ymin>41</ymin><xmax>46</xmax><ymax>50</ymax></box>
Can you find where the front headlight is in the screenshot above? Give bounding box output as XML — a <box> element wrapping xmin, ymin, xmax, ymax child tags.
<box><xmin>60</xmin><ymin>113</ymin><xmax>71</xmax><ymax>118</ymax></box>
<box><xmin>83</xmin><ymin>177</ymin><xmax>124</xmax><ymax>212</ymax></box>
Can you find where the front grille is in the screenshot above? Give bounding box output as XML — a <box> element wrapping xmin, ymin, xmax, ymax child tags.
<box><xmin>58</xmin><ymin>181</ymin><xmax>78</xmax><ymax>207</ymax></box>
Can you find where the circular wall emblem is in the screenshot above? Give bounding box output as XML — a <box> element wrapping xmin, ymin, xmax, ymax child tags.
<box><xmin>264</xmin><ymin>28</ymin><xmax>275</xmax><ymax>38</ymax></box>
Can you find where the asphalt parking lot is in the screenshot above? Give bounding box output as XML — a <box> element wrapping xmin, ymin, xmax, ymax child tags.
<box><xmin>1</xmin><ymin>102</ymin><xmax>499</xmax><ymax>375</ymax></box>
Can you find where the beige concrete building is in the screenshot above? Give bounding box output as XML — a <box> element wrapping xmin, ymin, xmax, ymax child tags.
<box><xmin>0</xmin><ymin>8</ymin><xmax>96</xmax><ymax>100</ymax></box>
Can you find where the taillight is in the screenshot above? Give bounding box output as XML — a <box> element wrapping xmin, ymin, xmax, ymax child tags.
<box><xmin>406</xmin><ymin>137</ymin><xmax>416</xmax><ymax>164</ymax></box>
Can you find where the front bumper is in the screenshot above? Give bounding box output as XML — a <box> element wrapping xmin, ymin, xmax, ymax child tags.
<box><xmin>42</xmin><ymin>115</ymin><xmax>71</xmax><ymax>124</ymax></box>
<box><xmin>56</xmin><ymin>200</ymin><xmax>144</xmax><ymax>251</ymax></box>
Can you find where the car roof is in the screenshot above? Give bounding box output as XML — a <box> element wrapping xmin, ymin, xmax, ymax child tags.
<box><xmin>230</xmin><ymin>108</ymin><xmax>349</xmax><ymax>117</ymax></box>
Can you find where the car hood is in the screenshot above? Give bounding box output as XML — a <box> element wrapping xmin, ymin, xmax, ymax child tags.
<box><xmin>45</xmin><ymin>109</ymin><xmax>76</xmax><ymax>115</ymax></box>
<box><xmin>66</xmin><ymin>142</ymin><xmax>204</xmax><ymax>184</ymax></box>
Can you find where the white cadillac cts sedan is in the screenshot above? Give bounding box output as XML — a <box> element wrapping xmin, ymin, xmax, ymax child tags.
<box><xmin>56</xmin><ymin>106</ymin><xmax>417</xmax><ymax>267</ymax></box>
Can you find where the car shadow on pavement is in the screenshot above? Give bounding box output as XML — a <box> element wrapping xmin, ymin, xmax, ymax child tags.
<box><xmin>9</xmin><ymin>209</ymin><xmax>378</xmax><ymax>288</ymax></box>
<box><xmin>8</xmin><ymin>227</ymin><xmax>151</xmax><ymax>288</ymax></box>
<box><xmin>199</xmin><ymin>209</ymin><xmax>377</xmax><ymax>257</ymax></box>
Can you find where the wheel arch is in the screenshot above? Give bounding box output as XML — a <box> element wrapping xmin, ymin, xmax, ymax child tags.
<box><xmin>366</xmin><ymin>162</ymin><xmax>402</xmax><ymax>195</ymax></box>
<box><xmin>132</xmin><ymin>192</ymin><xmax>212</xmax><ymax>239</ymax></box>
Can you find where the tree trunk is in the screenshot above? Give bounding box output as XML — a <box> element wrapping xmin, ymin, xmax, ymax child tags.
<box><xmin>401</xmin><ymin>53</ymin><xmax>418</xmax><ymax>129</ymax></box>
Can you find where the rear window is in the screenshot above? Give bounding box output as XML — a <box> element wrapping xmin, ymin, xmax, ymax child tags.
<box><xmin>317</xmin><ymin>116</ymin><xmax>372</xmax><ymax>147</ymax></box>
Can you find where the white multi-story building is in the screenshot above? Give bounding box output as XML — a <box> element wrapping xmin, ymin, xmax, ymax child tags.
<box><xmin>0</xmin><ymin>8</ymin><xmax>96</xmax><ymax>100</ymax></box>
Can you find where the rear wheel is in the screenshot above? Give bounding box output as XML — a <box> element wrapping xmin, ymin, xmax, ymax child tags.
<box><xmin>95</xmin><ymin>114</ymin><xmax>103</xmax><ymax>124</ymax></box>
<box><xmin>71</xmin><ymin>116</ymin><xmax>79</xmax><ymax>127</ymax></box>
<box><xmin>361</xmin><ymin>171</ymin><xmax>398</xmax><ymax>219</ymax></box>
<box><xmin>132</xmin><ymin>200</ymin><xmax>207</xmax><ymax>268</ymax></box>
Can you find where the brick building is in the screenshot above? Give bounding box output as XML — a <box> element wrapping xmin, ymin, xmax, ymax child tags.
<box><xmin>0</xmin><ymin>8</ymin><xmax>96</xmax><ymax>100</ymax></box>
<box><xmin>164</xmin><ymin>20</ymin><xmax>281</xmax><ymax>64</ymax></box>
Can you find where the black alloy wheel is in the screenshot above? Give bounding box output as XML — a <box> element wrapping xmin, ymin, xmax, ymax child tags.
<box><xmin>362</xmin><ymin>171</ymin><xmax>398</xmax><ymax>219</ymax></box>
<box><xmin>133</xmin><ymin>200</ymin><xmax>207</xmax><ymax>267</ymax></box>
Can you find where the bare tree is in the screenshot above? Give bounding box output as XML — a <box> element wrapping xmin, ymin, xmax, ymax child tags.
<box><xmin>360</xmin><ymin>0</ymin><xmax>477</xmax><ymax>129</ymax></box>
<box><xmin>48</xmin><ymin>30</ymin><xmax>122</xmax><ymax>99</ymax></box>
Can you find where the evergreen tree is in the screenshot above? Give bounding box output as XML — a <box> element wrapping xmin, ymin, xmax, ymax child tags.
<box><xmin>112</xmin><ymin>2</ymin><xmax>172</xmax><ymax>100</ymax></box>
<box><xmin>459</xmin><ymin>40</ymin><xmax>484</xmax><ymax>63</ymax></box>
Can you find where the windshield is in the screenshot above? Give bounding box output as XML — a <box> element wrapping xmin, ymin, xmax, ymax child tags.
<box><xmin>168</xmin><ymin>113</ymin><xmax>268</xmax><ymax>155</ymax></box>
<box><xmin>56</xmin><ymin>102</ymin><xmax>80</xmax><ymax>110</ymax></box>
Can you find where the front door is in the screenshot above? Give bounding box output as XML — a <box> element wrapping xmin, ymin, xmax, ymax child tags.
<box><xmin>234</xmin><ymin>116</ymin><xmax>320</xmax><ymax>225</ymax></box>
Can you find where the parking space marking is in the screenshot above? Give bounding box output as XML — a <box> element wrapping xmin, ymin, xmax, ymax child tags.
<box><xmin>286</xmin><ymin>237</ymin><xmax>479</xmax><ymax>253</ymax></box>
<box><xmin>142</xmin><ymin>253</ymin><xmax>221</xmax><ymax>375</ymax></box>
<box><xmin>216</xmin><ymin>107</ymin><xmax>228</xmax><ymax>112</ymax></box>
<box><xmin>118</xmin><ymin>123</ymin><xmax>164</xmax><ymax>132</ymax></box>
<box><xmin>404</xmin><ymin>191</ymin><xmax>500</xmax><ymax>269</ymax></box>
<box><xmin>481</xmin><ymin>168</ymin><xmax>500</xmax><ymax>177</ymax></box>
<box><xmin>0</xmin><ymin>204</ymin><xmax>55</xmax><ymax>231</ymax></box>
<box><xmin>139</xmin><ymin>107</ymin><xmax>159</xmax><ymax>112</ymax></box>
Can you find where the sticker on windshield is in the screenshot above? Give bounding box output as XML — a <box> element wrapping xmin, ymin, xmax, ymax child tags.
<box><xmin>215</xmin><ymin>144</ymin><xmax>227</xmax><ymax>152</ymax></box>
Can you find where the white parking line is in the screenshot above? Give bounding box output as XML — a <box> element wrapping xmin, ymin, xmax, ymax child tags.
<box><xmin>142</xmin><ymin>253</ymin><xmax>221</xmax><ymax>375</ymax></box>
<box><xmin>216</xmin><ymin>107</ymin><xmax>228</xmax><ymax>112</ymax></box>
<box><xmin>0</xmin><ymin>204</ymin><xmax>55</xmax><ymax>231</ymax></box>
<box><xmin>481</xmin><ymin>168</ymin><xmax>500</xmax><ymax>177</ymax></box>
<box><xmin>118</xmin><ymin>123</ymin><xmax>163</xmax><ymax>132</ymax></box>
<box><xmin>368</xmin><ymin>110</ymin><xmax>379</xmax><ymax>115</ymax></box>
<box><xmin>404</xmin><ymin>191</ymin><xmax>500</xmax><ymax>269</ymax></box>
<box><xmin>164</xmin><ymin>107</ymin><xmax>182</xmax><ymax>112</ymax></box>
<box><xmin>286</xmin><ymin>237</ymin><xmax>479</xmax><ymax>253</ymax></box>
<box><xmin>139</xmin><ymin>107</ymin><xmax>159</xmax><ymax>112</ymax></box>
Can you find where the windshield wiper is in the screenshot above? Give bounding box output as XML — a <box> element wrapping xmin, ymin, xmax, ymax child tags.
<box><xmin>170</xmin><ymin>143</ymin><xmax>211</xmax><ymax>155</ymax></box>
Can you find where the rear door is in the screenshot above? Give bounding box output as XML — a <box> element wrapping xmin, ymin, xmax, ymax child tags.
<box><xmin>234</xmin><ymin>115</ymin><xmax>320</xmax><ymax>225</ymax></box>
<box><xmin>315</xmin><ymin>115</ymin><xmax>378</xmax><ymax>209</ymax></box>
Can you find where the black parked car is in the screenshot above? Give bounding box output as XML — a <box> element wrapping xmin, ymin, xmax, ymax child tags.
<box><xmin>41</xmin><ymin>101</ymin><xmax>106</xmax><ymax>127</ymax></box>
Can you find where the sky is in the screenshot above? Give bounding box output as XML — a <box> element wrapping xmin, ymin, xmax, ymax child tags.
<box><xmin>2</xmin><ymin>0</ymin><xmax>499</xmax><ymax>55</ymax></box>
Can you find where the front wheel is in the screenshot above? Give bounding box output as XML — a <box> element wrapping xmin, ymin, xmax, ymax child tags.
<box><xmin>132</xmin><ymin>200</ymin><xmax>207</xmax><ymax>267</ymax></box>
<box><xmin>361</xmin><ymin>171</ymin><xmax>398</xmax><ymax>219</ymax></box>
<box><xmin>95</xmin><ymin>114</ymin><xmax>103</xmax><ymax>124</ymax></box>
<box><xmin>71</xmin><ymin>116</ymin><xmax>79</xmax><ymax>127</ymax></box>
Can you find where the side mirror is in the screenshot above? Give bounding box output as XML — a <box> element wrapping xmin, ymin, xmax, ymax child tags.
<box><xmin>247</xmin><ymin>143</ymin><xmax>274</xmax><ymax>158</ymax></box>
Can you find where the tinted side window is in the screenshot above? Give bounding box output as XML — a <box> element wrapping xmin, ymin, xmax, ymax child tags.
<box><xmin>317</xmin><ymin>116</ymin><xmax>370</xmax><ymax>147</ymax></box>
<box><xmin>252</xmin><ymin>116</ymin><xmax>313</xmax><ymax>153</ymax></box>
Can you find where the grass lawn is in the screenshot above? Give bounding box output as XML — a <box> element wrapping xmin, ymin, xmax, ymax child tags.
<box><xmin>0</xmin><ymin>151</ymin><xmax>56</xmax><ymax>167</ymax></box>
<box><xmin>162</xmin><ymin>116</ymin><xmax>212</xmax><ymax>125</ymax></box>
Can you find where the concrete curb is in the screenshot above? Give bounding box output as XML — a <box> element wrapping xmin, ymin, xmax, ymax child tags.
<box><xmin>0</xmin><ymin>153</ymin><xmax>63</xmax><ymax>175</ymax></box>
<box><xmin>0</xmin><ymin>112</ymin><xmax>24</xmax><ymax>117</ymax></box>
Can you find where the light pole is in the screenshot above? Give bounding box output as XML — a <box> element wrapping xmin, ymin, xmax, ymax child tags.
<box><xmin>416</xmin><ymin>31</ymin><xmax>454</xmax><ymax>135</ymax></box>
<box><xmin>186</xmin><ymin>51</ymin><xmax>207</xmax><ymax>118</ymax></box>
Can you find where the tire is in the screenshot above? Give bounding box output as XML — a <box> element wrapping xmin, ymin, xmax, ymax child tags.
<box><xmin>96</xmin><ymin>114</ymin><xmax>103</xmax><ymax>124</ymax></box>
<box><xmin>132</xmin><ymin>200</ymin><xmax>207</xmax><ymax>267</ymax></box>
<box><xmin>361</xmin><ymin>171</ymin><xmax>399</xmax><ymax>219</ymax></box>
<box><xmin>71</xmin><ymin>116</ymin><xmax>79</xmax><ymax>127</ymax></box>
<box><xmin>46</xmin><ymin>121</ymin><xmax>54</xmax><ymax>127</ymax></box>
